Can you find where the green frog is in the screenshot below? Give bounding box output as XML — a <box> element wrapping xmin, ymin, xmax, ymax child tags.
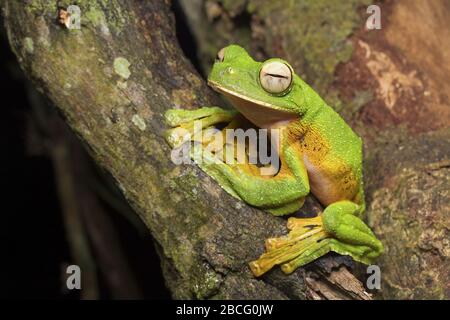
<box><xmin>164</xmin><ymin>45</ymin><xmax>383</xmax><ymax>277</ymax></box>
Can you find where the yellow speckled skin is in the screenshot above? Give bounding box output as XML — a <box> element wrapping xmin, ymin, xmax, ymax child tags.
<box><xmin>164</xmin><ymin>45</ymin><xmax>383</xmax><ymax>277</ymax></box>
<box><xmin>288</xmin><ymin>106</ymin><xmax>364</xmax><ymax>209</ymax></box>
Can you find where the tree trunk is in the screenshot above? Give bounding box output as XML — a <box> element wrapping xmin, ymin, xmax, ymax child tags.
<box><xmin>179</xmin><ymin>0</ymin><xmax>450</xmax><ymax>299</ymax></box>
<box><xmin>3</xmin><ymin>0</ymin><xmax>448</xmax><ymax>299</ymax></box>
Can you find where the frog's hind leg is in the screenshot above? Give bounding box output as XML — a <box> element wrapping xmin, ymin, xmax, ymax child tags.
<box><xmin>249</xmin><ymin>200</ymin><xmax>383</xmax><ymax>277</ymax></box>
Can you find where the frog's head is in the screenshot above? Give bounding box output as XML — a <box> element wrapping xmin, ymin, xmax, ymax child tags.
<box><xmin>207</xmin><ymin>45</ymin><xmax>305</xmax><ymax>128</ymax></box>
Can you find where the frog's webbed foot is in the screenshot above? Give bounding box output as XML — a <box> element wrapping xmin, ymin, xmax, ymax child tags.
<box><xmin>165</xmin><ymin>107</ymin><xmax>263</xmax><ymax>168</ymax></box>
<box><xmin>164</xmin><ymin>107</ymin><xmax>263</xmax><ymax>194</ymax></box>
<box><xmin>249</xmin><ymin>215</ymin><xmax>329</xmax><ymax>276</ymax></box>
<box><xmin>164</xmin><ymin>107</ymin><xmax>237</xmax><ymax>148</ymax></box>
<box><xmin>249</xmin><ymin>201</ymin><xmax>384</xmax><ymax>277</ymax></box>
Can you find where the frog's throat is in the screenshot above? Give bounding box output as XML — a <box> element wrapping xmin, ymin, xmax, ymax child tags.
<box><xmin>208</xmin><ymin>80</ymin><xmax>298</xmax><ymax>129</ymax></box>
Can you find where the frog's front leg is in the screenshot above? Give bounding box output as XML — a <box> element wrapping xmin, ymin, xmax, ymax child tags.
<box><xmin>202</xmin><ymin>142</ymin><xmax>311</xmax><ymax>214</ymax></box>
<box><xmin>165</xmin><ymin>106</ymin><xmax>237</xmax><ymax>148</ymax></box>
<box><xmin>250</xmin><ymin>200</ymin><xmax>384</xmax><ymax>276</ymax></box>
<box><xmin>165</xmin><ymin>107</ymin><xmax>310</xmax><ymax>214</ymax></box>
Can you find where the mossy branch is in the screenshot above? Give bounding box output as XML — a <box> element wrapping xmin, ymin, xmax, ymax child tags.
<box><xmin>2</xmin><ymin>0</ymin><xmax>370</xmax><ymax>299</ymax></box>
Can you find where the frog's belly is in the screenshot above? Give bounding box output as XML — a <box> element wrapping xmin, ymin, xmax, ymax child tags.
<box><xmin>303</xmin><ymin>154</ymin><xmax>356</xmax><ymax>206</ymax></box>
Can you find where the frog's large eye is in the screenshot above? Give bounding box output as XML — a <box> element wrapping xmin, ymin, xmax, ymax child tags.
<box><xmin>216</xmin><ymin>47</ymin><xmax>225</xmax><ymax>62</ymax></box>
<box><xmin>259</xmin><ymin>61</ymin><xmax>293</xmax><ymax>94</ymax></box>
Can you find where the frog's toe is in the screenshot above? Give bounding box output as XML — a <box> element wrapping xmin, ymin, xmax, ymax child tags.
<box><xmin>249</xmin><ymin>228</ymin><xmax>329</xmax><ymax>277</ymax></box>
<box><xmin>287</xmin><ymin>215</ymin><xmax>322</xmax><ymax>231</ymax></box>
<box><xmin>164</xmin><ymin>107</ymin><xmax>235</xmax><ymax>149</ymax></box>
<box><xmin>279</xmin><ymin>238</ymin><xmax>333</xmax><ymax>274</ymax></box>
<box><xmin>165</xmin><ymin>127</ymin><xmax>192</xmax><ymax>148</ymax></box>
<box><xmin>264</xmin><ymin>216</ymin><xmax>323</xmax><ymax>251</ymax></box>
<box><xmin>164</xmin><ymin>107</ymin><xmax>211</xmax><ymax>126</ymax></box>
<box><xmin>164</xmin><ymin>107</ymin><xmax>234</xmax><ymax>127</ymax></box>
<box><xmin>250</xmin><ymin>215</ymin><xmax>329</xmax><ymax>277</ymax></box>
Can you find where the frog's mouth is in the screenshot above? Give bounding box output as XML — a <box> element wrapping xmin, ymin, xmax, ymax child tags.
<box><xmin>208</xmin><ymin>80</ymin><xmax>298</xmax><ymax>129</ymax></box>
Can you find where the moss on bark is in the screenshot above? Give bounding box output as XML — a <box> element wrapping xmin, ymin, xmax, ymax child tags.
<box><xmin>3</xmin><ymin>0</ymin><xmax>371</xmax><ymax>299</ymax></box>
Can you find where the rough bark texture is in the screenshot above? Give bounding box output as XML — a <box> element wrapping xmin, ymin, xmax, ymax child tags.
<box><xmin>366</xmin><ymin>129</ymin><xmax>449</xmax><ymax>299</ymax></box>
<box><xmin>3</xmin><ymin>0</ymin><xmax>449</xmax><ymax>299</ymax></box>
<box><xmin>178</xmin><ymin>0</ymin><xmax>450</xmax><ymax>299</ymax></box>
<box><xmin>2</xmin><ymin>0</ymin><xmax>374</xmax><ymax>299</ymax></box>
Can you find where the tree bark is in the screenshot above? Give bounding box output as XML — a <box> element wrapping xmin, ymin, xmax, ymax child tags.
<box><xmin>2</xmin><ymin>0</ymin><xmax>373</xmax><ymax>299</ymax></box>
<box><xmin>178</xmin><ymin>0</ymin><xmax>450</xmax><ymax>299</ymax></box>
<box><xmin>2</xmin><ymin>0</ymin><xmax>370</xmax><ymax>300</ymax></box>
<box><xmin>4</xmin><ymin>0</ymin><xmax>448</xmax><ymax>299</ymax></box>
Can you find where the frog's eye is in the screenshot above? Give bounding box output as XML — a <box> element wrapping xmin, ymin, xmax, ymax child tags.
<box><xmin>259</xmin><ymin>61</ymin><xmax>293</xmax><ymax>94</ymax></box>
<box><xmin>216</xmin><ymin>47</ymin><xmax>225</xmax><ymax>62</ymax></box>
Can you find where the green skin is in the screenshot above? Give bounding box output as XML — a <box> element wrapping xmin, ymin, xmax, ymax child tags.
<box><xmin>165</xmin><ymin>45</ymin><xmax>383</xmax><ymax>277</ymax></box>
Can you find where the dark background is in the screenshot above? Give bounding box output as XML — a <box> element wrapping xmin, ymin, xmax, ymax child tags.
<box><xmin>1</xmin><ymin>31</ymin><xmax>169</xmax><ymax>299</ymax></box>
